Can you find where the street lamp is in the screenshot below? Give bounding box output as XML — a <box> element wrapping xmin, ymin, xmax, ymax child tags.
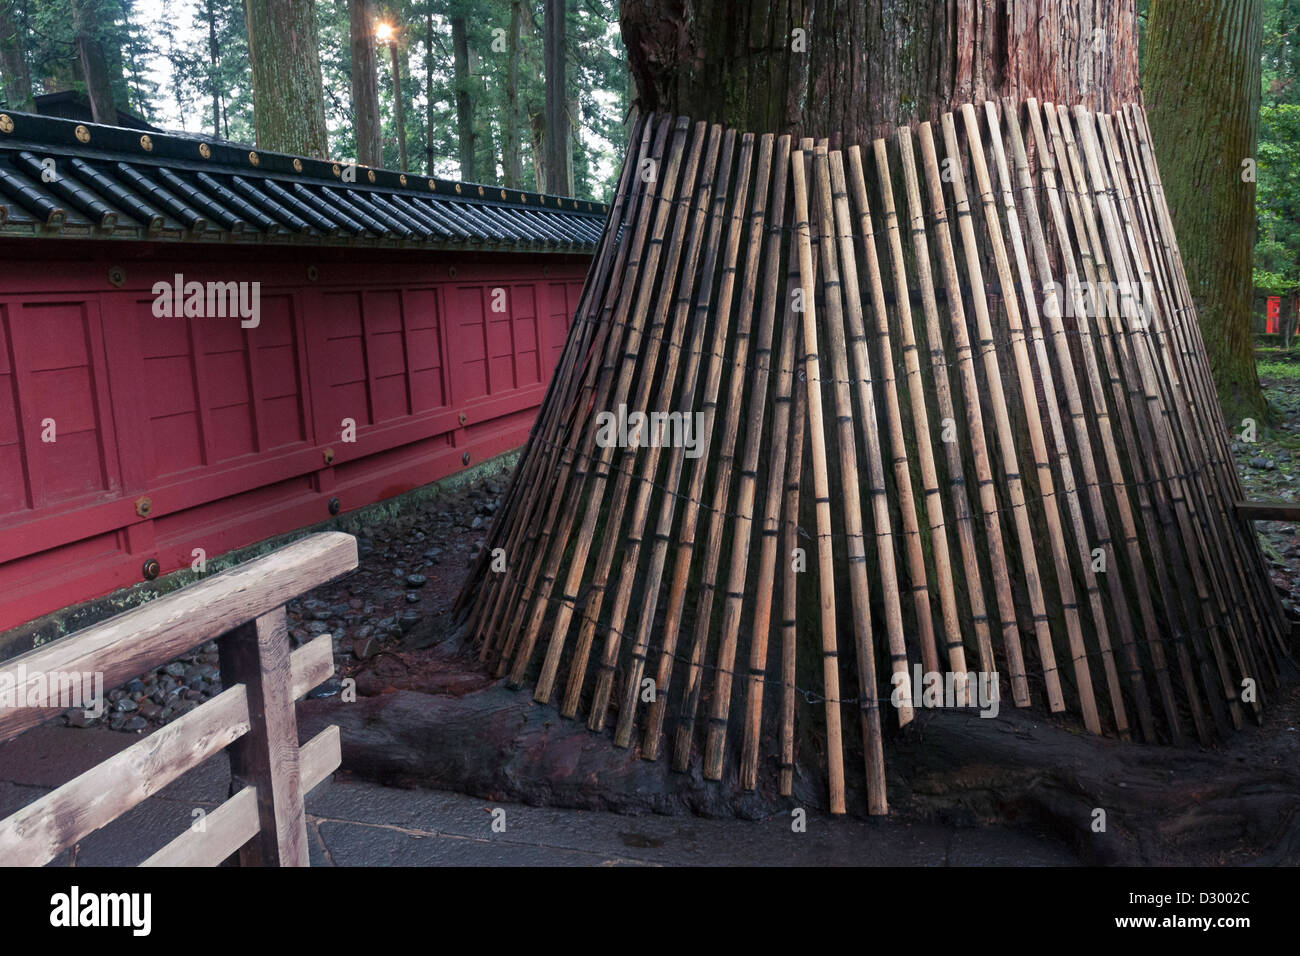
<box><xmin>375</xmin><ymin>20</ymin><xmax>408</xmax><ymax>171</ymax></box>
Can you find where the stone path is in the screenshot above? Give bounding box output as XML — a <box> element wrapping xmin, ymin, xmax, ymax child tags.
<box><xmin>0</xmin><ymin>724</ymin><xmax>1079</xmax><ymax>866</ymax></box>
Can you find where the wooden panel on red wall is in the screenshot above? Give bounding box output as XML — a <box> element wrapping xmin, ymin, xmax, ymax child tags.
<box><xmin>252</xmin><ymin>294</ymin><xmax>308</xmax><ymax>451</ymax></box>
<box><xmin>198</xmin><ymin>312</ymin><xmax>257</xmax><ymax>462</ymax></box>
<box><xmin>362</xmin><ymin>289</ymin><xmax>409</xmax><ymax>423</ymax></box>
<box><xmin>406</xmin><ymin>287</ymin><xmax>446</xmax><ymax>414</ymax></box>
<box><xmin>139</xmin><ymin>296</ymin><xmax>204</xmax><ymax>478</ymax></box>
<box><xmin>450</xmin><ymin>284</ymin><xmax>489</xmax><ymax>400</ymax></box>
<box><xmin>511</xmin><ymin>285</ymin><xmax>541</xmax><ymax>388</ymax></box>
<box><xmin>0</xmin><ymin>307</ymin><xmax>26</xmax><ymax>517</ymax></box>
<box><xmin>14</xmin><ymin>299</ymin><xmax>116</xmax><ymax>505</ymax></box>
<box><xmin>320</xmin><ymin>290</ymin><xmax>372</xmax><ymax>431</ymax></box>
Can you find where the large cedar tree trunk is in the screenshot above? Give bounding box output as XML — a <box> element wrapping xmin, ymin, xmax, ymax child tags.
<box><xmin>543</xmin><ymin>0</ymin><xmax>571</xmax><ymax>194</ymax></box>
<box><xmin>72</xmin><ymin>0</ymin><xmax>117</xmax><ymax>124</ymax></box>
<box><xmin>0</xmin><ymin>2</ymin><xmax>33</xmax><ymax>112</ymax></box>
<box><xmin>502</xmin><ymin>0</ymin><xmax>524</xmax><ymax>189</ymax></box>
<box><xmin>244</xmin><ymin>0</ymin><xmax>330</xmax><ymax>158</ymax></box>
<box><xmin>620</xmin><ymin>0</ymin><xmax>1139</xmax><ymax>142</ymax></box>
<box><xmin>451</xmin><ymin>15</ymin><xmax>475</xmax><ymax>181</ymax></box>
<box><xmin>1144</xmin><ymin>0</ymin><xmax>1266</xmax><ymax>423</ymax></box>
<box><xmin>350</xmin><ymin>0</ymin><xmax>382</xmax><ymax>166</ymax></box>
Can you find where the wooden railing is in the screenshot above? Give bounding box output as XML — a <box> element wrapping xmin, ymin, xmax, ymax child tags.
<box><xmin>0</xmin><ymin>532</ymin><xmax>357</xmax><ymax>867</ymax></box>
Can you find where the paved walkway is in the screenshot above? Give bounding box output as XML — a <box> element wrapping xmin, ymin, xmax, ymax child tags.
<box><xmin>0</xmin><ymin>726</ymin><xmax>1079</xmax><ymax>866</ymax></box>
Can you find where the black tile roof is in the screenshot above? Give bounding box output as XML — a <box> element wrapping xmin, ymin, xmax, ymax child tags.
<box><xmin>0</xmin><ymin>109</ymin><xmax>607</xmax><ymax>253</ymax></box>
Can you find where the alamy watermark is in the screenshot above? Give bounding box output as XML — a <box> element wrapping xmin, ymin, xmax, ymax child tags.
<box><xmin>151</xmin><ymin>273</ymin><xmax>261</xmax><ymax>328</ymax></box>
<box><xmin>0</xmin><ymin>665</ymin><xmax>104</xmax><ymax>718</ymax></box>
<box><xmin>594</xmin><ymin>403</ymin><xmax>706</xmax><ymax>459</ymax></box>
<box><xmin>891</xmin><ymin>665</ymin><xmax>1000</xmax><ymax>718</ymax></box>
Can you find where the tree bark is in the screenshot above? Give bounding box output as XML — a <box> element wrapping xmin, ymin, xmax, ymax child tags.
<box><xmin>350</xmin><ymin>0</ymin><xmax>382</xmax><ymax>166</ymax></box>
<box><xmin>0</xmin><ymin>2</ymin><xmax>34</xmax><ymax>112</ymax></box>
<box><xmin>425</xmin><ymin>11</ymin><xmax>435</xmax><ymax>174</ymax></box>
<box><xmin>244</xmin><ymin>0</ymin><xmax>330</xmax><ymax>159</ymax></box>
<box><xmin>619</xmin><ymin>0</ymin><xmax>1139</xmax><ymax>143</ymax></box>
<box><xmin>452</xmin><ymin>15</ymin><xmax>475</xmax><ymax>181</ymax></box>
<box><xmin>502</xmin><ymin>0</ymin><xmax>524</xmax><ymax>189</ymax></box>
<box><xmin>1144</xmin><ymin>0</ymin><xmax>1266</xmax><ymax>423</ymax></box>
<box><xmin>543</xmin><ymin>0</ymin><xmax>571</xmax><ymax>194</ymax></box>
<box><xmin>530</xmin><ymin>106</ymin><xmax>547</xmax><ymax>188</ymax></box>
<box><xmin>388</xmin><ymin>36</ymin><xmax>408</xmax><ymax>170</ymax></box>
<box><xmin>72</xmin><ymin>0</ymin><xmax>118</xmax><ymax>125</ymax></box>
<box><xmin>207</xmin><ymin>0</ymin><xmax>222</xmax><ymax>138</ymax></box>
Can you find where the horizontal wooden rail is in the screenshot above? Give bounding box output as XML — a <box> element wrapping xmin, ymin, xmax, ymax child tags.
<box><xmin>0</xmin><ymin>633</ymin><xmax>335</xmax><ymax>867</ymax></box>
<box><xmin>0</xmin><ymin>532</ymin><xmax>357</xmax><ymax>745</ymax></box>
<box><xmin>1234</xmin><ymin>500</ymin><xmax>1300</xmax><ymax>522</ymax></box>
<box><xmin>141</xmin><ymin>725</ymin><xmax>340</xmax><ymax>867</ymax></box>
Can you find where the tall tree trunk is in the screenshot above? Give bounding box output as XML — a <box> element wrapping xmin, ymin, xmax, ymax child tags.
<box><xmin>620</xmin><ymin>0</ymin><xmax>1139</xmax><ymax>143</ymax></box>
<box><xmin>207</xmin><ymin>0</ymin><xmax>222</xmax><ymax>137</ymax></box>
<box><xmin>1144</xmin><ymin>0</ymin><xmax>1266</xmax><ymax>423</ymax></box>
<box><xmin>451</xmin><ymin>15</ymin><xmax>474</xmax><ymax>181</ymax></box>
<box><xmin>72</xmin><ymin>0</ymin><xmax>118</xmax><ymax>124</ymax></box>
<box><xmin>388</xmin><ymin>37</ymin><xmax>408</xmax><ymax>170</ymax></box>
<box><xmin>529</xmin><ymin>106</ymin><xmax>546</xmax><ymax>188</ymax></box>
<box><xmin>0</xmin><ymin>1</ymin><xmax>34</xmax><ymax>112</ymax></box>
<box><xmin>502</xmin><ymin>0</ymin><xmax>524</xmax><ymax>188</ymax></box>
<box><xmin>350</xmin><ymin>0</ymin><xmax>382</xmax><ymax>166</ymax></box>
<box><xmin>543</xmin><ymin>0</ymin><xmax>570</xmax><ymax>194</ymax></box>
<box><xmin>244</xmin><ymin>0</ymin><xmax>330</xmax><ymax>158</ymax></box>
<box><xmin>425</xmin><ymin>10</ymin><xmax>435</xmax><ymax>174</ymax></box>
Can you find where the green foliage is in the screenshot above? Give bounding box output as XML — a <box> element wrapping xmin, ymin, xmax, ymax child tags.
<box><xmin>1256</xmin><ymin>1</ymin><xmax>1300</xmax><ymax>297</ymax></box>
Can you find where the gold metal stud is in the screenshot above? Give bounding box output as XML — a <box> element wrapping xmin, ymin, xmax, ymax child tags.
<box><xmin>323</xmin><ymin>447</ymin><xmax>335</xmax><ymax>465</ymax></box>
<box><xmin>477</xmin><ymin>185</ymin><xmax>484</xmax><ymax>196</ymax></box>
<box><xmin>454</xmin><ymin>183</ymin><xmax>462</xmax><ymax>194</ymax></box>
<box><xmin>520</xmin><ymin>194</ymin><xmax>526</xmax><ymax>203</ymax></box>
<box><xmin>428</xmin><ymin>179</ymin><xmax>436</xmax><ymax>190</ymax></box>
<box><xmin>500</xmin><ymin>189</ymin><xmax>506</xmax><ymax>199</ymax></box>
<box><xmin>139</xmin><ymin>134</ymin><xmax>152</xmax><ymax>151</ymax></box>
<box><xmin>400</xmin><ymin>174</ymin><xmax>407</xmax><ymax>186</ymax></box>
<box><xmin>332</xmin><ymin>163</ymin><xmax>342</xmax><ymax>177</ymax></box>
<box><xmin>293</xmin><ymin>158</ymin><xmax>303</xmax><ymax>172</ymax></box>
<box><xmin>248</xmin><ymin>151</ymin><xmax>259</xmax><ymax>166</ymax></box>
<box><xmin>199</xmin><ymin>142</ymin><xmax>211</xmax><ymax>159</ymax></box>
<box><xmin>367</xmin><ymin>169</ymin><xmax>376</xmax><ymax>183</ymax></box>
<box><xmin>0</xmin><ymin>114</ymin><xmax>13</xmax><ymax>134</ymax></box>
<box><xmin>75</xmin><ymin>125</ymin><xmax>91</xmax><ymax>144</ymax></box>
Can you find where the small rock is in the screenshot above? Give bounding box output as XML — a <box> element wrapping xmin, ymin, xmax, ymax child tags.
<box><xmin>406</xmin><ymin>573</ymin><xmax>428</xmax><ymax>588</ymax></box>
<box><xmin>114</xmin><ymin>698</ymin><xmax>137</xmax><ymax>713</ymax></box>
<box><xmin>122</xmin><ymin>716</ymin><xmax>148</xmax><ymax>732</ymax></box>
<box><xmin>164</xmin><ymin>662</ymin><xmax>187</xmax><ymax>679</ymax></box>
<box><xmin>406</xmin><ymin>591</ymin><xmax>421</xmax><ymax>603</ymax></box>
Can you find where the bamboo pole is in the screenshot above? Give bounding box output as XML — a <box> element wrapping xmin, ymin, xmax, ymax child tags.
<box><xmin>941</xmin><ymin>110</ymin><xmax>1064</xmax><ymax>713</ymax></box>
<box><xmin>468</xmin><ymin>115</ymin><xmax>656</xmax><ymax>655</ymax></box>
<box><xmin>779</xmin><ymin>333</ymin><xmax>808</xmax><ymax>797</ymax></box>
<box><xmin>664</xmin><ymin>132</ymin><xmax>759</xmax><ymax>761</ymax></box>
<box><xmin>700</xmin><ymin>133</ymin><xmax>782</xmax><ymax>774</ymax></box>
<box><xmin>543</xmin><ymin>122</ymin><xmax>718</xmax><ymax>708</ymax></box>
<box><xmin>790</xmin><ymin>147</ymin><xmax>847</xmax><ymax>815</ymax></box>
<box><xmin>579</xmin><ymin>127</ymin><xmax>737</xmax><ymax>728</ymax></box>
<box><xmin>978</xmin><ymin>100</ymin><xmax>1126</xmax><ymax>735</ymax></box>
<box><xmin>1004</xmin><ymin>98</ymin><xmax>1157</xmax><ymax>741</ymax></box>
<box><xmin>896</xmin><ymin>127</ymin><xmax>992</xmax><ymax>686</ymax></box>
<box><xmin>1035</xmin><ymin>100</ymin><xmax>1195</xmax><ymax>743</ymax></box>
<box><xmin>916</xmin><ymin>121</ymin><xmax>1029</xmax><ymax>706</ymax></box>
<box><xmin>870</xmin><ymin>135</ymin><xmax>967</xmax><ymax>693</ymax></box>
<box><xmin>1050</xmin><ymin>103</ymin><xmax>1218</xmax><ymax>741</ymax></box>
<box><xmin>737</xmin><ymin>134</ymin><xmax>797</xmax><ymax>788</ymax></box>
<box><xmin>502</xmin><ymin>117</ymin><xmax>696</xmax><ymax>686</ymax></box>
<box><xmin>799</xmin><ymin>146</ymin><xmax>888</xmax><ymax>812</ymax></box>
<box><xmin>1071</xmin><ymin>104</ymin><xmax>1243</xmax><ymax>735</ymax></box>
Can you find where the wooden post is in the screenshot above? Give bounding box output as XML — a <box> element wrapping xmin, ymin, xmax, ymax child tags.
<box><xmin>217</xmin><ymin>606</ymin><xmax>309</xmax><ymax>866</ymax></box>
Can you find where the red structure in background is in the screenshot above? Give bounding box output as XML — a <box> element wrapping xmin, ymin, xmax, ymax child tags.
<box><xmin>0</xmin><ymin>110</ymin><xmax>603</xmax><ymax>633</ymax></box>
<box><xmin>1266</xmin><ymin>296</ymin><xmax>1280</xmax><ymax>334</ymax></box>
